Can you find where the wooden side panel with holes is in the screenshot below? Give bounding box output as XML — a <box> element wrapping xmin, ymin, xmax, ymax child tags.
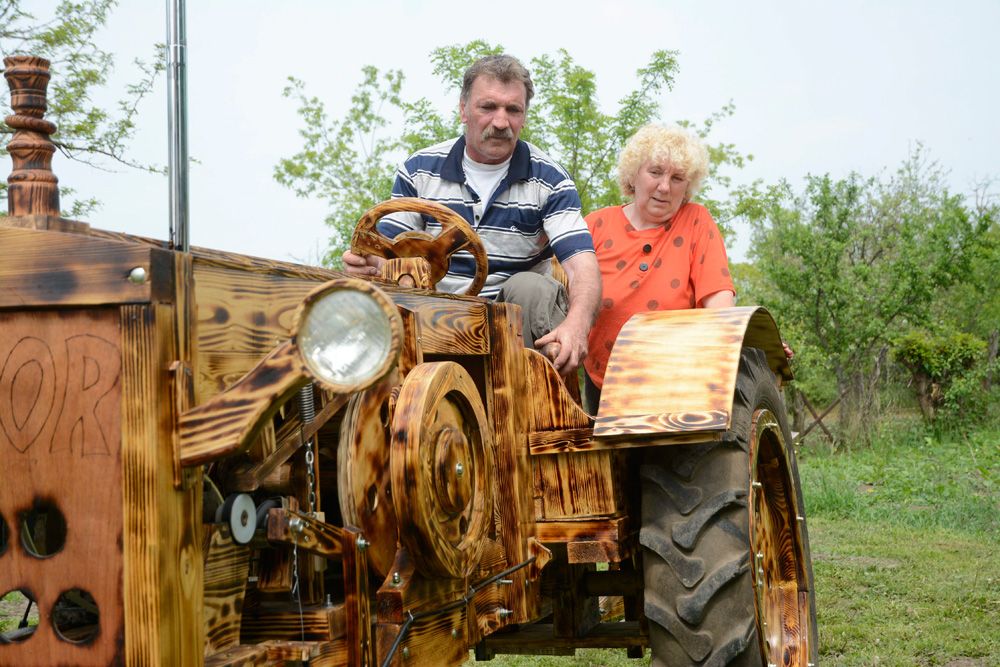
<box><xmin>121</xmin><ymin>303</ymin><xmax>204</xmax><ymax>666</ymax></box>
<box><xmin>0</xmin><ymin>309</ymin><xmax>125</xmax><ymax>666</ymax></box>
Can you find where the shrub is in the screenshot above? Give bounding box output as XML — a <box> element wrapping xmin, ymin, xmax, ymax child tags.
<box><xmin>894</xmin><ymin>330</ymin><xmax>988</xmax><ymax>424</ymax></box>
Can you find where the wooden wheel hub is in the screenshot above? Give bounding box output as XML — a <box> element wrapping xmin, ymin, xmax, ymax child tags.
<box><xmin>749</xmin><ymin>408</ymin><xmax>814</xmax><ymax>664</ymax></box>
<box><xmin>433</xmin><ymin>426</ymin><xmax>473</xmax><ymax>515</ymax></box>
<box><xmin>391</xmin><ymin>362</ymin><xmax>493</xmax><ymax>579</ymax></box>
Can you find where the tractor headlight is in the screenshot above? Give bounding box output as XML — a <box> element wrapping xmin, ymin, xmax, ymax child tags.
<box><xmin>295</xmin><ymin>278</ymin><xmax>402</xmax><ymax>392</ymax></box>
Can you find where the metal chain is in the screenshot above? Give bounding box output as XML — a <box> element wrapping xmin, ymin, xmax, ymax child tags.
<box><xmin>305</xmin><ymin>440</ymin><xmax>316</xmax><ymax>517</ymax></box>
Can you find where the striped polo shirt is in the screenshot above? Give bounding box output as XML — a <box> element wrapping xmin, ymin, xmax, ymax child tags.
<box><xmin>378</xmin><ymin>136</ymin><xmax>596</xmax><ymax>299</ymax></box>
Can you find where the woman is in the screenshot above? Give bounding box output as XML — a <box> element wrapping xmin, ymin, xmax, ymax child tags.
<box><xmin>583</xmin><ymin>124</ymin><xmax>735</xmax><ymax>410</ymax></box>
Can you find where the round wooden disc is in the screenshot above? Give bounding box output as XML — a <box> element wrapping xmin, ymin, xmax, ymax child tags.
<box><xmin>390</xmin><ymin>361</ymin><xmax>493</xmax><ymax>579</ymax></box>
<box><xmin>337</xmin><ymin>374</ymin><xmax>399</xmax><ymax>577</ymax></box>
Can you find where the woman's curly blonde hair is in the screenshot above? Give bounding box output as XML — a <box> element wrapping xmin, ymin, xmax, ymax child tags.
<box><xmin>617</xmin><ymin>124</ymin><xmax>709</xmax><ymax>199</ymax></box>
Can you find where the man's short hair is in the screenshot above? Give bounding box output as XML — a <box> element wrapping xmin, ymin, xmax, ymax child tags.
<box><xmin>461</xmin><ymin>54</ymin><xmax>535</xmax><ymax>108</ymax></box>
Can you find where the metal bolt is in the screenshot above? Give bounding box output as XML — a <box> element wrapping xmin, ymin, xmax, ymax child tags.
<box><xmin>392</xmin><ymin>571</ymin><xmax>401</xmax><ymax>585</ymax></box>
<box><xmin>356</xmin><ymin>536</ymin><xmax>369</xmax><ymax>550</ymax></box>
<box><xmin>451</xmin><ymin>628</ymin><xmax>459</xmax><ymax>639</ymax></box>
<box><xmin>498</xmin><ymin>608</ymin><xmax>514</xmax><ymax>619</ymax></box>
<box><xmin>289</xmin><ymin>517</ymin><xmax>304</xmax><ymax>533</ymax></box>
<box><xmin>128</xmin><ymin>266</ymin><xmax>148</xmax><ymax>284</ymax></box>
<box><xmin>797</xmin><ymin>515</ymin><xmax>805</xmax><ymax>522</ymax></box>
<box><xmin>455</xmin><ymin>462</ymin><xmax>465</xmax><ymax>477</ymax></box>
<box><xmin>401</xmin><ymin>646</ymin><xmax>410</xmax><ymax>659</ymax></box>
<box><xmin>325</xmin><ymin>594</ymin><xmax>333</xmax><ymax>608</ymax></box>
<box><xmin>752</xmin><ymin>481</ymin><xmax>763</xmax><ymax>490</ymax></box>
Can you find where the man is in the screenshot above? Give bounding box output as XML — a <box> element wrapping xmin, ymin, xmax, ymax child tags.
<box><xmin>343</xmin><ymin>54</ymin><xmax>601</xmax><ymax>375</ymax></box>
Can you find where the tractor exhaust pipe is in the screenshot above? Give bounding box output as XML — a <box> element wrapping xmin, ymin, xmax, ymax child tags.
<box><xmin>166</xmin><ymin>0</ymin><xmax>189</xmax><ymax>252</ymax></box>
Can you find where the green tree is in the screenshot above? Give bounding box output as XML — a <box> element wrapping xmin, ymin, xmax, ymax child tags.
<box><xmin>0</xmin><ymin>0</ymin><xmax>162</xmax><ymax>217</ymax></box>
<box><xmin>933</xmin><ymin>186</ymin><xmax>1000</xmax><ymax>389</ymax></box>
<box><xmin>275</xmin><ymin>41</ymin><xmax>748</xmax><ymax>266</ymax></box>
<box><xmin>738</xmin><ymin>149</ymin><xmax>988</xmax><ymax>443</ymax></box>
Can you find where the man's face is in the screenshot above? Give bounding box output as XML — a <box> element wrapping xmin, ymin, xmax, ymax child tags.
<box><xmin>459</xmin><ymin>75</ymin><xmax>527</xmax><ymax>165</ymax></box>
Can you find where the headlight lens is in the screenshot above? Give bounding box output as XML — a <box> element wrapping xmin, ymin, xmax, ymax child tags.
<box><xmin>297</xmin><ymin>282</ymin><xmax>399</xmax><ymax>391</ymax></box>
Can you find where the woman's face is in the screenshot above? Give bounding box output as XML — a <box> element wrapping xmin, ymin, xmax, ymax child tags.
<box><xmin>632</xmin><ymin>159</ymin><xmax>689</xmax><ymax>226</ymax></box>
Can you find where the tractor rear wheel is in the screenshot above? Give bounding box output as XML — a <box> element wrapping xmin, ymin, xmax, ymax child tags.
<box><xmin>640</xmin><ymin>347</ymin><xmax>817</xmax><ymax>666</ymax></box>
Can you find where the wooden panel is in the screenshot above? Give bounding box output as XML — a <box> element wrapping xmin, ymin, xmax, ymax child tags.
<box><xmin>192</xmin><ymin>263</ymin><xmax>319</xmax><ymax>403</ymax></box>
<box><xmin>532</xmin><ymin>451</ymin><xmax>622</xmax><ymax>520</ymax></box>
<box><xmin>536</xmin><ymin>518</ymin><xmax>629</xmax><ymax>564</ymax></box>
<box><xmin>523</xmin><ymin>348</ymin><xmax>590</xmax><ymax>434</ymax></box>
<box><xmin>527</xmin><ymin>427</ymin><xmax>593</xmax><ymax>454</ymax></box>
<box><xmin>522</xmin><ymin>346</ymin><xmax>623</xmax><ymax>522</ymax></box>
<box><xmin>482</xmin><ymin>621</ymin><xmax>647</xmax><ymax>652</ymax></box>
<box><xmin>179</xmin><ymin>342</ymin><xmax>307</xmax><ymax>467</ymax></box>
<box><xmin>265</xmin><ymin>508</ymin><xmax>344</xmax><ymax>558</ymax></box>
<box><xmin>595</xmin><ymin>306</ymin><xmax>789</xmax><ymax>439</ymax></box>
<box><xmin>342</xmin><ymin>525</ymin><xmax>375</xmax><ymax>666</ymax></box>
<box><xmin>377</xmin><ymin>607</ymin><xmax>468</xmax><ymax>667</ymax></box>
<box><xmin>193</xmin><ymin>264</ymin><xmax>315</xmax><ymax>355</ymax></box>
<box><xmin>121</xmin><ymin>303</ymin><xmax>203</xmax><ymax>666</ymax></box>
<box><xmin>0</xmin><ymin>226</ymin><xmax>173</xmax><ymax>308</ymax></box>
<box><xmin>203</xmin><ymin>526</ymin><xmax>251</xmax><ymax>655</ymax></box>
<box><xmin>239</xmin><ymin>603</ymin><xmax>344</xmax><ymax>642</ymax></box>
<box><xmin>0</xmin><ymin>309</ymin><xmax>125</xmax><ymax>666</ymax></box>
<box><xmin>204</xmin><ymin>643</ymin><xmax>270</xmax><ymax>666</ymax></box>
<box><xmin>265</xmin><ymin>639</ymin><xmax>347</xmax><ymax>665</ymax></box>
<box><xmin>483</xmin><ymin>302</ymin><xmax>540</xmax><ymax>623</ymax></box>
<box><xmin>392</xmin><ymin>292</ymin><xmax>490</xmax><ymax>355</ymax></box>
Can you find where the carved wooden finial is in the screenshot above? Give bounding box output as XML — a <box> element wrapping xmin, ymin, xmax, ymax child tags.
<box><xmin>4</xmin><ymin>55</ymin><xmax>60</xmax><ymax>217</ymax></box>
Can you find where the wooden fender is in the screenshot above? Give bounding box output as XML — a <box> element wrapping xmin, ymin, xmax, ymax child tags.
<box><xmin>593</xmin><ymin>306</ymin><xmax>792</xmax><ymax>442</ymax></box>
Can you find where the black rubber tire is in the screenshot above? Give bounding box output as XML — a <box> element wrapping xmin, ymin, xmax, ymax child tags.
<box><xmin>640</xmin><ymin>347</ymin><xmax>817</xmax><ymax>666</ymax></box>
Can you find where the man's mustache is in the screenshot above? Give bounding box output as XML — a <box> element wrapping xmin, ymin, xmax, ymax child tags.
<box><xmin>482</xmin><ymin>127</ymin><xmax>515</xmax><ymax>141</ymax></box>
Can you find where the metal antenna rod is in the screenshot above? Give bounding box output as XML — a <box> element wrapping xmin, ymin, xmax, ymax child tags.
<box><xmin>166</xmin><ymin>0</ymin><xmax>189</xmax><ymax>252</ymax></box>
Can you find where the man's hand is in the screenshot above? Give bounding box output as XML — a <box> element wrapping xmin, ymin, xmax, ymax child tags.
<box><xmin>342</xmin><ymin>250</ymin><xmax>385</xmax><ymax>276</ymax></box>
<box><xmin>536</xmin><ymin>251</ymin><xmax>601</xmax><ymax>376</ymax></box>
<box><xmin>535</xmin><ymin>315</ymin><xmax>589</xmax><ymax>376</ymax></box>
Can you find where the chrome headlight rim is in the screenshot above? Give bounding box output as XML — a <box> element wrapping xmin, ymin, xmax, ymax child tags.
<box><xmin>293</xmin><ymin>278</ymin><xmax>403</xmax><ymax>393</ymax></box>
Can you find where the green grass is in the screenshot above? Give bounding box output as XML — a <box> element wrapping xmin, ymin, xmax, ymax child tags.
<box><xmin>809</xmin><ymin>518</ymin><xmax>998</xmax><ymax>665</ymax></box>
<box><xmin>473</xmin><ymin>419</ymin><xmax>1000</xmax><ymax>666</ymax></box>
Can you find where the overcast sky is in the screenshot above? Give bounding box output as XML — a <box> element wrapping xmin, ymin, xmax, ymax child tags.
<box><xmin>26</xmin><ymin>0</ymin><xmax>1000</xmax><ymax>262</ymax></box>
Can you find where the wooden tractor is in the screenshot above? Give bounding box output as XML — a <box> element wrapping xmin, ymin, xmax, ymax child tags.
<box><xmin>0</xmin><ymin>56</ymin><xmax>817</xmax><ymax>666</ymax></box>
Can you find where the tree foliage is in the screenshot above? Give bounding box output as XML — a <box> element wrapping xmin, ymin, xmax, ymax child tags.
<box><xmin>0</xmin><ymin>0</ymin><xmax>162</xmax><ymax>217</ymax></box>
<box><xmin>894</xmin><ymin>329</ymin><xmax>987</xmax><ymax>424</ymax></box>
<box><xmin>738</xmin><ymin>148</ymin><xmax>993</xmax><ymax>442</ymax></box>
<box><xmin>275</xmin><ymin>41</ymin><xmax>748</xmax><ymax>266</ymax></box>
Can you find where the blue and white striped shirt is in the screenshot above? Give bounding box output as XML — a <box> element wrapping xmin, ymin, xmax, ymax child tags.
<box><xmin>378</xmin><ymin>136</ymin><xmax>596</xmax><ymax>299</ymax></box>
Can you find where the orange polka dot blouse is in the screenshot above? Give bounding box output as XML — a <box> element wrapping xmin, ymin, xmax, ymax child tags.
<box><xmin>584</xmin><ymin>203</ymin><xmax>736</xmax><ymax>388</ymax></box>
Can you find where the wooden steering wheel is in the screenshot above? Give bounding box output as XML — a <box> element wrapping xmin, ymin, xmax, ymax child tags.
<box><xmin>350</xmin><ymin>198</ymin><xmax>488</xmax><ymax>296</ymax></box>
